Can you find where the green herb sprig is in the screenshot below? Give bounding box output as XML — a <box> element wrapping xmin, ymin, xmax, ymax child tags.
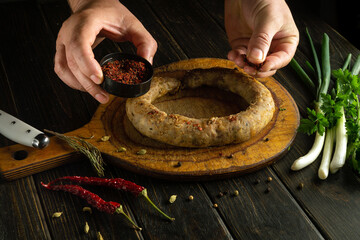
<box><xmin>45</xmin><ymin>129</ymin><xmax>105</xmax><ymax>176</ymax></box>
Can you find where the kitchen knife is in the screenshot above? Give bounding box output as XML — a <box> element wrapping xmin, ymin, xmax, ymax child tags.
<box><xmin>0</xmin><ymin>110</ymin><xmax>50</xmax><ymax>149</ymax></box>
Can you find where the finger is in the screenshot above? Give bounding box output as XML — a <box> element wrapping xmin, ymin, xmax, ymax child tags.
<box><xmin>243</xmin><ymin>64</ymin><xmax>276</xmax><ymax>77</ymax></box>
<box><xmin>262</xmin><ymin>38</ymin><xmax>299</xmax><ymax>72</ymax></box>
<box><xmin>128</xmin><ymin>23</ymin><xmax>157</xmax><ymax>64</ymax></box>
<box><xmin>66</xmin><ymin>52</ymin><xmax>109</xmax><ymax>104</ymax></box>
<box><xmin>254</xmin><ymin>69</ymin><xmax>277</xmax><ymax>78</ymax></box>
<box><xmin>247</xmin><ymin>21</ymin><xmax>277</xmax><ymax>64</ymax></box>
<box><xmin>54</xmin><ymin>43</ymin><xmax>85</xmax><ymax>90</ymax></box>
<box><xmin>228</xmin><ymin>48</ymin><xmax>247</xmax><ymax>67</ymax></box>
<box><xmin>68</xmin><ymin>25</ymin><xmax>104</xmax><ymax>85</ymax></box>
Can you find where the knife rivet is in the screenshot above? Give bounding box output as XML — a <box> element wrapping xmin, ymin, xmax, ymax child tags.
<box><xmin>26</xmin><ymin>129</ymin><xmax>31</xmax><ymax>133</ymax></box>
<box><xmin>11</xmin><ymin>121</ymin><xmax>16</xmax><ymax>124</ymax></box>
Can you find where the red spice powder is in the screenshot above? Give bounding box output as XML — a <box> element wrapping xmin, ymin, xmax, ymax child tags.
<box><xmin>102</xmin><ymin>59</ymin><xmax>147</xmax><ymax>85</ymax></box>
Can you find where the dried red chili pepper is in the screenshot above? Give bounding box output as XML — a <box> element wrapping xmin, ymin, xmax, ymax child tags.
<box><xmin>102</xmin><ymin>59</ymin><xmax>146</xmax><ymax>85</ymax></box>
<box><xmin>41</xmin><ymin>182</ymin><xmax>142</xmax><ymax>230</ymax></box>
<box><xmin>46</xmin><ymin>176</ymin><xmax>175</xmax><ymax>221</ymax></box>
<box><xmin>48</xmin><ymin>176</ymin><xmax>145</xmax><ymax>196</ymax></box>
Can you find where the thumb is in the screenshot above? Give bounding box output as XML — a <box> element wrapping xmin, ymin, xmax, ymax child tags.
<box><xmin>129</xmin><ymin>25</ymin><xmax>157</xmax><ymax>64</ymax></box>
<box><xmin>247</xmin><ymin>22</ymin><xmax>277</xmax><ymax>64</ymax></box>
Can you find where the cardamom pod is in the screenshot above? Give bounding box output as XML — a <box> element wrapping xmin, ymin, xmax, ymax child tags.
<box><xmin>52</xmin><ymin>212</ymin><xmax>63</xmax><ymax>218</ymax></box>
<box><xmin>136</xmin><ymin>149</ymin><xmax>147</xmax><ymax>155</ymax></box>
<box><xmin>84</xmin><ymin>222</ymin><xmax>89</xmax><ymax>234</ymax></box>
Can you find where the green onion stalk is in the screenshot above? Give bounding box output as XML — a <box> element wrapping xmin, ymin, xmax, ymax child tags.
<box><xmin>345</xmin><ymin>55</ymin><xmax>360</xmax><ymax>174</ymax></box>
<box><xmin>291</xmin><ymin>32</ymin><xmax>331</xmax><ymax>172</ymax></box>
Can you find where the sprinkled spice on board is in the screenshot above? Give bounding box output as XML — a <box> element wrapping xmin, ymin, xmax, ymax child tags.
<box><xmin>147</xmin><ymin>110</ymin><xmax>158</xmax><ymax>115</ymax></box>
<box><xmin>226</xmin><ymin>154</ymin><xmax>234</xmax><ymax>159</ymax></box>
<box><xmin>228</xmin><ymin>115</ymin><xmax>237</xmax><ymax>122</ymax></box>
<box><xmin>102</xmin><ymin>59</ymin><xmax>146</xmax><ymax>85</ymax></box>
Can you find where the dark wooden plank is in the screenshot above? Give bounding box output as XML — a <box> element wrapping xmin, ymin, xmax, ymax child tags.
<box><xmin>0</xmin><ymin>177</ymin><xmax>51</xmax><ymax>239</ymax></box>
<box><xmin>0</xmin><ymin>56</ymin><xmax>19</xmax><ymax>147</ymax></box>
<box><xmin>117</xmin><ymin>0</ymin><xmax>188</xmax><ymax>67</ymax></box>
<box><xmin>144</xmin><ymin>0</ymin><xmax>230</xmax><ymax>59</ymax></box>
<box><xmin>204</xmin><ymin>168</ymin><xmax>323</xmax><ymax>239</ymax></box>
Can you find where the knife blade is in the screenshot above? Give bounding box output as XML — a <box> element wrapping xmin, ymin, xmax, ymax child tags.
<box><xmin>0</xmin><ymin>110</ymin><xmax>50</xmax><ymax>149</ymax></box>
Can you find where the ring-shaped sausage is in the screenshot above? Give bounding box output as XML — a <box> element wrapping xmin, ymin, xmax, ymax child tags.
<box><xmin>126</xmin><ymin>67</ymin><xmax>275</xmax><ymax>148</ymax></box>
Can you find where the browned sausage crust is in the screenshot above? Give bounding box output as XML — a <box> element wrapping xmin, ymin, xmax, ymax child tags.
<box><xmin>126</xmin><ymin>67</ymin><xmax>275</xmax><ymax>147</ymax></box>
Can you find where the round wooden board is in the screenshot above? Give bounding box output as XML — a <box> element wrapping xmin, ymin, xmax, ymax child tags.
<box><xmin>0</xmin><ymin>58</ymin><xmax>299</xmax><ymax>181</ymax></box>
<box><xmin>97</xmin><ymin>58</ymin><xmax>300</xmax><ymax>180</ymax></box>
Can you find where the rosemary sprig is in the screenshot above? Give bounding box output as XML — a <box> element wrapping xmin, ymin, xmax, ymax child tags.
<box><xmin>45</xmin><ymin>129</ymin><xmax>105</xmax><ymax>176</ymax></box>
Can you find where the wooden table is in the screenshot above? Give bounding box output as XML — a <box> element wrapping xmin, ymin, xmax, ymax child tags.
<box><xmin>1</xmin><ymin>0</ymin><xmax>359</xmax><ymax>239</ymax></box>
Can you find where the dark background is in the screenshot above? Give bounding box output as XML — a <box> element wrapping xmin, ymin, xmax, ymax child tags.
<box><xmin>1</xmin><ymin>0</ymin><xmax>358</xmax><ymax>49</ymax></box>
<box><xmin>287</xmin><ymin>0</ymin><xmax>359</xmax><ymax>49</ymax></box>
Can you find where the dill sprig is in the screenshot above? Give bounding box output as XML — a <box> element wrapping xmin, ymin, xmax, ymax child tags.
<box><xmin>45</xmin><ymin>129</ymin><xmax>105</xmax><ymax>176</ymax></box>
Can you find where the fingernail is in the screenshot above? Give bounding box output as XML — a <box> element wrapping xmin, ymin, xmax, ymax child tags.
<box><xmin>249</xmin><ymin>48</ymin><xmax>264</xmax><ymax>61</ymax></box>
<box><xmin>90</xmin><ymin>74</ymin><xmax>102</xmax><ymax>84</ymax></box>
<box><xmin>95</xmin><ymin>93</ymin><xmax>108</xmax><ymax>104</ymax></box>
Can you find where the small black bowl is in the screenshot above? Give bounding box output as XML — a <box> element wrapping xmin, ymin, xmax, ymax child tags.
<box><xmin>100</xmin><ymin>52</ymin><xmax>153</xmax><ymax>98</ymax></box>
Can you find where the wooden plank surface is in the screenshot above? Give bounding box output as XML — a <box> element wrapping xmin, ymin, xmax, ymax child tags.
<box><xmin>0</xmin><ymin>0</ymin><xmax>359</xmax><ymax>239</ymax></box>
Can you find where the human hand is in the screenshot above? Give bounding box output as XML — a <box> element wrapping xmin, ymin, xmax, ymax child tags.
<box><xmin>225</xmin><ymin>0</ymin><xmax>299</xmax><ymax>77</ymax></box>
<box><xmin>54</xmin><ymin>0</ymin><xmax>157</xmax><ymax>103</ymax></box>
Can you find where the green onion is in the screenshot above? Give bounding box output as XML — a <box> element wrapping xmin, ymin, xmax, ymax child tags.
<box><xmin>306</xmin><ymin>28</ymin><xmax>322</xmax><ymax>94</ymax></box>
<box><xmin>342</xmin><ymin>53</ymin><xmax>352</xmax><ymax>70</ymax></box>
<box><xmin>289</xmin><ymin>58</ymin><xmax>316</xmax><ymax>95</ymax></box>
<box><xmin>351</xmin><ymin>54</ymin><xmax>360</xmax><ymax>75</ymax></box>
<box><xmin>319</xmin><ymin>33</ymin><xmax>331</xmax><ymax>97</ymax></box>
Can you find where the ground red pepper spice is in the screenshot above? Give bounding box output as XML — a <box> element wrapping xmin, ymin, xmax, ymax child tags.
<box><xmin>102</xmin><ymin>59</ymin><xmax>147</xmax><ymax>85</ymax></box>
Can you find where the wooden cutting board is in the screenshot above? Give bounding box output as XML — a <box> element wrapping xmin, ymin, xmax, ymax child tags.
<box><xmin>0</xmin><ymin>58</ymin><xmax>299</xmax><ymax>181</ymax></box>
